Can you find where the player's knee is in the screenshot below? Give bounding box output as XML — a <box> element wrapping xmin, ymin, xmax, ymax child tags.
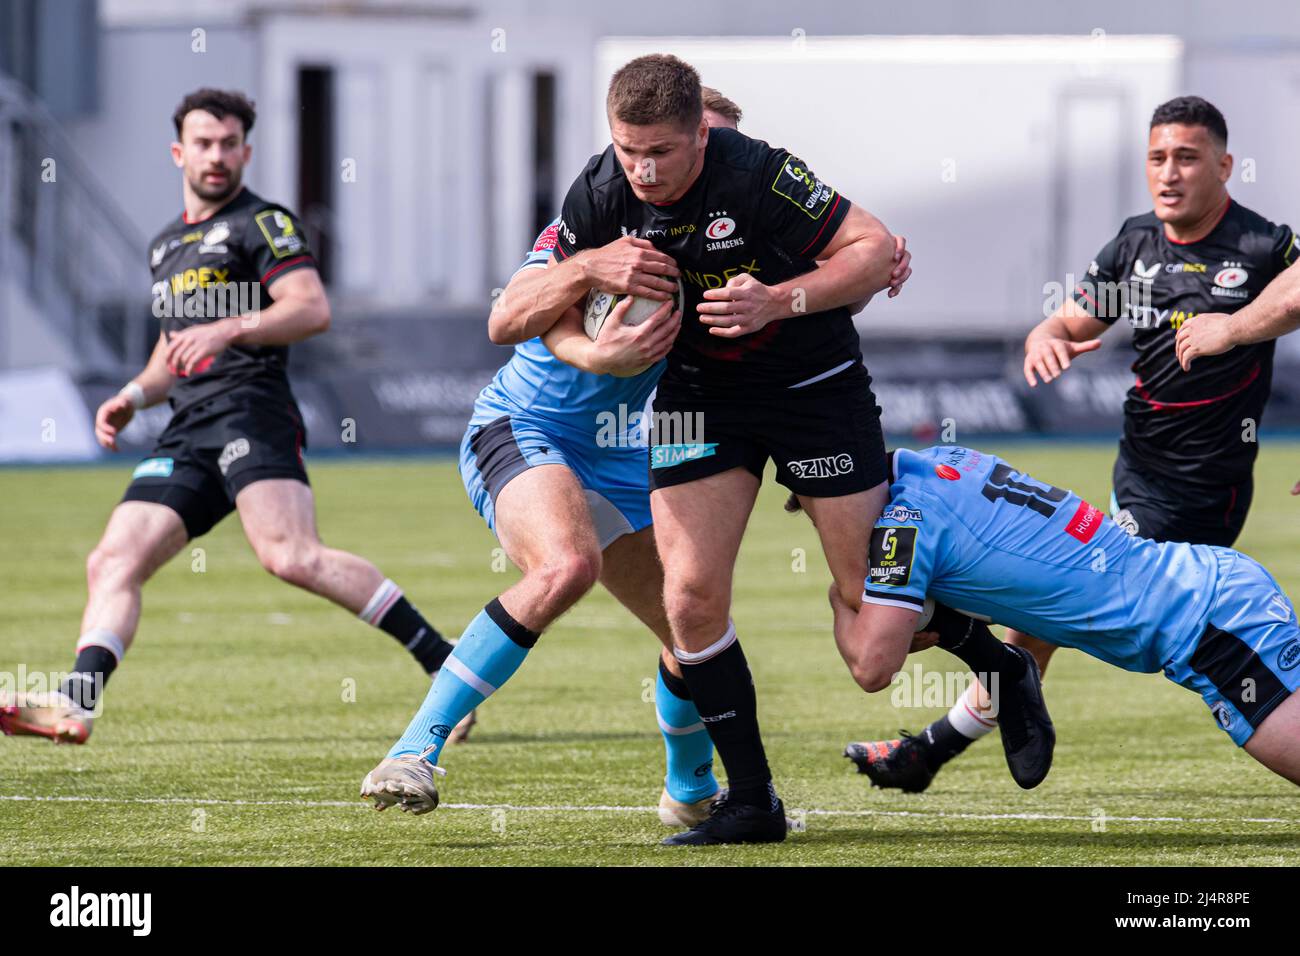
<box><xmin>259</xmin><ymin>542</ymin><xmax>323</xmax><ymax>588</ymax></box>
<box><xmin>1243</xmin><ymin>692</ymin><xmax>1300</xmax><ymax>786</ymax></box>
<box><xmin>662</xmin><ymin>575</ymin><xmax>729</xmax><ymax>641</ymax></box>
<box><xmin>528</xmin><ymin>549</ymin><xmax>600</xmax><ymax>616</ymax></box>
<box><xmin>85</xmin><ymin>546</ymin><xmax>110</xmax><ymax>590</ymax></box>
<box><xmin>86</xmin><ymin>543</ymin><xmax>144</xmax><ymax>591</ymax></box>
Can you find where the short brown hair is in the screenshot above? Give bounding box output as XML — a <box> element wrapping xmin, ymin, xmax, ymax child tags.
<box><xmin>606</xmin><ymin>54</ymin><xmax>702</xmax><ymax>129</ymax></box>
<box><xmin>173</xmin><ymin>88</ymin><xmax>257</xmax><ymax>140</ymax></box>
<box><xmin>701</xmin><ymin>86</ymin><xmax>742</xmax><ymax>126</ymax></box>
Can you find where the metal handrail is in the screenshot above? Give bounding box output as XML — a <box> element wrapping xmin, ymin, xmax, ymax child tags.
<box><xmin>0</xmin><ymin>75</ymin><xmax>150</xmax><ymax>371</ymax></box>
<box><xmin>0</xmin><ymin>76</ymin><xmax>146</xmax><ymax>250</ymax></box>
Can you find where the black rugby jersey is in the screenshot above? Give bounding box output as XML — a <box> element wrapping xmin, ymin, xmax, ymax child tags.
<box><xmin>555</xmin><ymin>127</ymin><xmax>857</xmax><ymax>390</ymax></box>
<box><xmin>1072</xmin><ymin>199</ymin><xmax>1296</xmax><ymax>486</ymax></box>
<box><xmin>147</xmin><ymin>187</ymin><xmax>315</xmax><ymax>415</ymax></box>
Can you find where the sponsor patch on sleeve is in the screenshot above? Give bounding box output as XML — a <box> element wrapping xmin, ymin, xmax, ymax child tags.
<box><xmin>770</xmin><ymin>154</ymin><xmax>836</xmax><ymax>220</ymax></box>
<box><xmin>532</xmin><ymin>221</ymin><xmax>560</xmax><ymax>254</ymax></box>
<box><xmin>868</xmin><ymin>526</ymin><xmax>917</xmax><ymax>587</ymax></box>
<box><xmin>882</xmin><ymin>504</ymin><xmax>923</xmax><ymax>522</ymax></box>
<box><xmin>1065</xmin><ymin>500</ymin><xmax>1104</xmax><ymax>543</ymax></box>
<box><xmin>255</xmin><ymin>209</ymin><xmax>307</xmax><ymax>259</ymax></box>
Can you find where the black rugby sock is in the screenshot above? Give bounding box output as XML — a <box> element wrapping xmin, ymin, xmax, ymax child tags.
<box><xmin>387</xmin><ymin>603</ymin><xmax>454</xmax><ymax>674</ymax></box>
<box><xmin>916</xmin><ymin>715</ymin><xmax>977</xmax><ymax>771</ymax></box>
<box><xmin>675</xmin><ymin>630</ymin><xmax>777</xmax><ymax>811</ymax></box>
<box><xmin>60</xmin><ymin>646</ymin><xmax>118</xmax><ymax>711</ymax></box>
<box><xmin>363</xmin><ymin>579</ymin><xmax>454</xmax><ymax>674</ymax></box>
<box><xmin>929</xmin><ymin>603</ymin><xmax>1027</xmax><ymax>685</ymax></box>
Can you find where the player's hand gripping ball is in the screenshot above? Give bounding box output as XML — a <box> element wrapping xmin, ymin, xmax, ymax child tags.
<box><xmin>582</xmin><ymin>278</ymin><xmax>685</xmax><ymax>377</ymax></box>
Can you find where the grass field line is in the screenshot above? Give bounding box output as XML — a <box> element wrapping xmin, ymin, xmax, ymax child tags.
<box><xmin>1</xmin><ymin>794</ymin><xmax>1293</xmax><ymax>826</ymax></box>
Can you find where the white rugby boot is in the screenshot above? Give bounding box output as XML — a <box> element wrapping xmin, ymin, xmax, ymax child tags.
<box><xmin>658</xmin><ymin>786</ymin><xmax>724</xmax><ymax>827</ymax></box>
<box><xmin>361</xmin><ymin>750</ymin><xmax>446</xmax><ymax>815</ymax></box>
<box><xmin>0</xmin><ymin>690</ymin><xmax>93</xmax><ymax>744</ymax></box>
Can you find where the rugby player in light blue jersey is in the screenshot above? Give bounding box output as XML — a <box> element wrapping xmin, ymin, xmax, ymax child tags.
<box><xmin>362</xmin><ymin>96</ymin><xmax>738</xmax><ymax>826</ymax></box>
<box><xmin>851</xmin><ymin>96</ymin><xmax>1300</xmax><ymax>795</ymax></box>
<box><xmin>359</xmin><ymin>211</ymin><xmax>711</xmax><ymax>823</ymax></box>
<box><xmin>812</xmin><ymin>446</ymin><xmax>1300</xmax><ymax>787</ymax></box>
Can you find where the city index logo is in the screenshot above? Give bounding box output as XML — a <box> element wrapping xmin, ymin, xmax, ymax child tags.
<box><xmin>169</xmin><ymin>267</ymin><xmax>230</xmax><ymax>294</ymax></box>
<box><xmin>682</xmin><ymin>260</ymin><xmax>760</xmax><ymax>290</ymax></box>
<box><xmin>1126</xmin><ymin>305</ymin><xmax>1197</xmax><ymax>330</ymax></box>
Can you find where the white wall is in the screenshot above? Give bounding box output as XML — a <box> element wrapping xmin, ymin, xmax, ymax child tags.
<box><xmin>1187</xmin><ymin>47</ymin><xmax>1300</xmax><ymax>231</ymax></box>
<box><xmin>595</xmin><ymin>36</ymin><xmax>1181</xmax><ymax>335</ymax></box>
<box><xmin>65</xmin><ymin>24</ymin><xmax>258</xmax><ymax>243</ymax></box>
<box><xmin>61</xmin><ymin>0</ymin><xmax>1300</xmax><ymax>325</ymax></box>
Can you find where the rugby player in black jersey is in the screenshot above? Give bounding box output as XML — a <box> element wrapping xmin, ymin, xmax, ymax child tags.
<box><xmin>1178</xmin><ymin>232</ymin><xmax>1300</xmax><ymax>495</ymax></box>
<box><xmin>0</xmin><ymin>89</ymin><xmax>461</xmax><ymax>745</ymax></box>
<box><xmin>851</xmin><ymin>96</ymin><xmax>1299</xmax><ymax>793</ymax></box>
<box><xmin>551</xmin><ymin>55</ymin><xmax>903</xmax><ymax>844</ymax></box>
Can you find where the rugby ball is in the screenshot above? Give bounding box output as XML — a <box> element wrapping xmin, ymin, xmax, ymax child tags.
<box><xmin>582</xmin><ymin>278</ymin><xmax>685</xmax><ymax>342</ymax></box>
<box><xmin>914</xmin><ymin>597</ymin><xmax>936</xmax><ymax>632</ymax></box>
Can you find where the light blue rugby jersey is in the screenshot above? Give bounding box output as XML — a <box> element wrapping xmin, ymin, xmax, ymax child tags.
<box><xmin>473</xmin><ymin>217</ymin><xmax>665</xmax><ymax>440</ymax></box>
<box><xmin>862</xmin><ymin>445</ymin><xmax>1228</xmax><ymax>674</ymax></box>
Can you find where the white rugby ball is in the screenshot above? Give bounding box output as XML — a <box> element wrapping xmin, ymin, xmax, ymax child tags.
<box><xmin>914</xmin><ymin>597</ymin><xmax>936</xmax><ymax>632</ymax></box>
<box><xmin>582</xmin><ymin>278</ymin><xmax>685</xmax><ymax>342</ymax></box>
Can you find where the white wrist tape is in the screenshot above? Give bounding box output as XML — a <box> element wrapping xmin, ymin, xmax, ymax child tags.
<box><xmin>120</xmin><ymin>382</ymin><xmax>147</xmax><ymax>409</ymax></box>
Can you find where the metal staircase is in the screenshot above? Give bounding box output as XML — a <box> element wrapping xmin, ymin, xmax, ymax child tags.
<box><xmin>0</xmin><ymin>75</ymin><xmax>150</xmax><ymax>373</ymax></box>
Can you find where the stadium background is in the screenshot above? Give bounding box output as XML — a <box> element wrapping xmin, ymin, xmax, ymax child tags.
<box><xmin>3</xmin><ymin>0</ymin><xmax>1300</xmax><ymax>459</ymax></box>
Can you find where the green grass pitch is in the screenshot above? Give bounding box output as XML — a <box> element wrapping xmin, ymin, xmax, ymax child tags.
<box><xmin>1</xmin><ymin>441</ymin><xmax>1297</xmax><ymax>866</ymax></box>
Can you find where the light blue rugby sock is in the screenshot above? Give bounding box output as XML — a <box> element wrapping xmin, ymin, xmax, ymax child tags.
<box><xmin>655</xmin><ymin>660</ymin><xmax>719</xmax><ymax>803</ymax></box>
<box><xmin>388</xmin><ymin>599</ymin><xmax>538</xmax><ymax>765</ymax></box>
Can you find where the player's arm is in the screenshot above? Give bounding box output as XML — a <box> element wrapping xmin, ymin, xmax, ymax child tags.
<box><xmin>94</xmin><ymin>332</ymin><xmax>176</xmax><ymax>451</ymax></box>
<box><xmin>164</xmin><ymin>268</ymin><xmax>331</xmax><ymax>376</ymax></box>
<box><xmin>489</xmin><ymin>256</ymin><xmax>592</xmax><ymax>345</ymax></box>
<box><xmin>541</xmin><ymin>295</ymin><xmax>680</xmax><ymax>376</ymax></box>
<box><xmin>831</xmin><ymin>513</ymin><xmax>941</xmax><ymax>691</ymax></box>
<box><xmin>489</xmin><ymin>239</ymin><xmax>680</xmax><ymax>346</ymax></box>
<box><xmin>833</xmin><ymin>233</ymin><xmax>913</xmax><ymax>315</ymax></box>
<box><xmin>1022</xmin><ymin>299</ymin><xmax>1109</xmax><ymax>386</ymax></box>
<box><xmin>134</xmin><ymin>330</ymin><xmax>178</xmax><ymax>404</ymax></box>
<box><xmin>699</xmin><ymin>204</ymin><xmax>896</xmax><ymax>338</ymax></box>
<box><xmin>1177</xmin><ymin>259</ymin><xmax>1300</xmax><ymax>369</ymax></box>
<box><xmin>503</xmin><ymin>173</ymin><xmax>681</xmax><ymax>347</ymax></box>
<box><xmin>829</xmin><ymin>585</ymin><xmax>918</xmax><ymax>693</ymax></box>
<box><xmin>1024</xmin><ymin>228</ymin><xmax>1130</xmax><ymax>385</ymax></box>
<box><xmin>235</xmin><ymin>268</ymin><xmax>331</xmax><ymax>345</ymax></box>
